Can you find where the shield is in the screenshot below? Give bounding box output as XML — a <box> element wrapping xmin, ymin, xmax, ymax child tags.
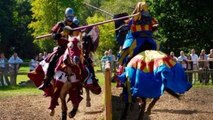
<box><xmin>87</xmin><ymin>26</ymin><xmax>100</xmax><ymax>52</ymax></box>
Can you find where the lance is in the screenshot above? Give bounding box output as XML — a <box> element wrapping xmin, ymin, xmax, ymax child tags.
<box><xmin>36</xmin><ymin>12</ymin><xmax>139</xmax><ymax>39</ymax></box>
<box><xmin>36</xmin><ymin>33</ymin><xmax>52</xmax><ymax>39</ymax></box>
<box><xmin>83</xmin><ymin>2</ymin><xmax>114</xmax><ymax>17</ymax></box>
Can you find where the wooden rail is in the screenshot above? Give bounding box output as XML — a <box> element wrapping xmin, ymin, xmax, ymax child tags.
<box><xmin>0</xmin><ymin>62</ymin><xmax>31</xmax><ymax>85</ymax></box>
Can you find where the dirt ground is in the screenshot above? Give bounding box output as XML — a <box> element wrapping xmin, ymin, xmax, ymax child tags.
<box><xmin>0</xmin><ymin>87</ymin><xmax>213</xmax><ymax>120</ymax></box>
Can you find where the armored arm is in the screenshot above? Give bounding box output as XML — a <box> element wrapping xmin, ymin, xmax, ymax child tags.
<box><xmin>51</xmin><ymin>22</ymin><xmax>65</xmax><ymax>40</ymax></box>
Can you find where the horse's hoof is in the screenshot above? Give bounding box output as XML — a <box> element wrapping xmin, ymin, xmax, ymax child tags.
<box><xmin>86</xmin><ymin>102</ymin><xmax>91</xmax><ymax>107</ymax></box>
<box><xmin>68</xmin><ymin>108</ymin><xmax>78</xmax><ymax>118</ymax></box>
<box><xmin>146</xmin><ymin>110</ymin><xmax>151</xmax><ymax>115</ymax></box>
<box><xmin>62</xmin><ymin>112</ymin><xmax>67</xmax><ymax>120</ymax></box>
<box><xmin>49</xmin><ymin>109</ymin><xmax>55</xmax><ymax>116</ymax></box>
<box><xmin>177</xmin><ymin>94</ymin><xmax>184</xmax><ymax>100</ymax></box>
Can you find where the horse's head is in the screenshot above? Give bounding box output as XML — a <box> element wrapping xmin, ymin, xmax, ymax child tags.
<box><xmin>63</xmin><ymin>35</ymin><xmax>82</xmax><ymax>66</ymax></box>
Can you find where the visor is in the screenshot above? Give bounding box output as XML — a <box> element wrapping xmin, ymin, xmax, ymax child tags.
<box><xmin>66</xmin><ymin>16</ymin><xmax>74</xmax><ymax>22</ymax></box>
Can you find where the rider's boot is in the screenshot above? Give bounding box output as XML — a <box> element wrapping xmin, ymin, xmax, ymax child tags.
<box><xmin>38</xmin><ymin>76</ymin><xmax>52</xmax><ymax>90</ymax></box>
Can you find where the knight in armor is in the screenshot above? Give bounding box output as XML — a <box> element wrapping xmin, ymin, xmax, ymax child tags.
<box><xmin>39</xmin><ymin>7</ymin><xmax>81</xmax><ymax>90</ymax></box>
<box><xmin>118</xmin><ymin>2</ymin><xmax>158</xmax><ymax>65</ymax></box>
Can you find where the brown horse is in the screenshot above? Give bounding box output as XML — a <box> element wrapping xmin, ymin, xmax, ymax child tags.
<box><xmin>50</xmin><ymin>35</ymin><xmax>95</xmax><ymax>120</ymax></box>
<box><xmin>119</xmin><ymin>88</ymin><xmax>182</xmax><ymax>120</ymax></box>
<box><xmin>28</xmin><ymin>35</ymin><xmax>101</xmax><ymax>120</ymax></box>
<box><xmin>81</xmin><ymin>26</ymin><xmax>100</xmax><ymax>107</ymax></box>
<box><xmin>52</xmin><ymin>33</ymin><xmax>102</xmax><ymax>119</ymax></box>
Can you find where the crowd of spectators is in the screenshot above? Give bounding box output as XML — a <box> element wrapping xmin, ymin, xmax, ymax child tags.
<box><xmin>0</xmin><ymin>51</ymin><xmax>48</xmax><ymax>86</ymax></box>
<box><xmin>170</xmin><ymin>48</ymin><xmax>213</xmax><ymax>85</ymax></box>
<box><xmin>101</xmin><ymin>49</ymin><xmax>116</xmax><ymax>72</ymax></box>
<box><xmin>0</xmin><ymin>52</ymin><xmax>23</xmax><ymax>86</ymax></box>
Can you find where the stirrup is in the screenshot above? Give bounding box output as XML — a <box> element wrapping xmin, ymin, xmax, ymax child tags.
<box><xmin>38</xmin><ymin>83</ymin><xmax>49</xmax><ymax>90</ymax></box>
<box><xmin>49</xmin><ymin>109</ymin><xmax>55</xmax><ymax>116</ymax></box>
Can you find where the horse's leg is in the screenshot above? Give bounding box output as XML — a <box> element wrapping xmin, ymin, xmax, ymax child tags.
<box><xmin>69</xmin><ymin>103</ymin><xmax>79</xmax><ymax>118</ymax></box>
<box><xmin>138</xmin><ymin>97</ymin><xmax>146</xmax><ymax>120</ymax></box>
<box><xmin>61</xmin><ymin>111</ymin><xmax>67</xmax><ymax>120</ymax></box>
<box><xmin>68</xmin><ymin>83</ymin><xmax>82</xmax><ymax>118</ymax></box>
<box><xmin>165</xmin><ymin>88</ymin><xmax>182</xmax><ymax>100</ymax></box>
<box><xmin>49</xmin><ymin>81</ymin><xmax>64</xmax><ymax>116</ymax></box>
<box><xmin>146</xmin><ymin>97</ymin><xmax>160</xmax><ymax>115</ymax></box>
<box><xmin>60</xmin><ymin>82</ymin><xmax>71</xmax><ymax>120</ymax></box>
<box><xmin>120</xmin><ymin>102</ymin><xmax>129</xmax><ymax>120</ymax></box>
<box><xmin>85</xmin><ymin>88</ymin><xmax>91</xmax><ymax>107</ymax></box>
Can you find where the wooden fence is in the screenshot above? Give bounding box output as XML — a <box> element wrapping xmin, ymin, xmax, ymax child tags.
<box><xmin>0</xmin><ymin>62</ymin><xmax>30</xmax><ymax>86</ymax></box>
<box><xmin>0</xmin><ymin>61</ymin><xmax>213</xmax><ymax>86</ymax></box>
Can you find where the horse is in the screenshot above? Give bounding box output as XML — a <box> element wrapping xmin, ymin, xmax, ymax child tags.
<box><xmin>81</xmin><ymin>26</ymin><xmax>100</xmax><ymax>107</ymax></box>
<box><xmin>115</xmin><ymin>50</ymin><xmax>192</xmax><ymax>120</ymax></box>
<box><xmin>28</xmin><ymin>35</ymin><xmax>101</xmax><ymax>120</ymax></box>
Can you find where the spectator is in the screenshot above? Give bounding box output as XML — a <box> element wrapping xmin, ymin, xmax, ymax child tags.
<box><xmin>101</xmin><ymin>51</ymin><xmax>111</xmax><ymax>72</ymax></box>
<box><xmin>0</xmin><ymin>53</ymin><xmax>10</xmax><ymax>86</ymax></box>
<box><xmin>108</xmin><ymin>49</ymin><xmax>116</xmax><ymax>71</ymax></box>
<box><xmin>170</xmin><ymin>51</ymin><xmax>178</xmax><ymax>62</ymax></box>
<box><xmin>186</xmin><ymin>54</ymin><xmax>193</xmax><ymax>83</ymax></box>
<box><xmin>208</xmin><ymin>49</ymin><xmax>213</xmax><ymax>84</ymax></box>
<box><xmin>199</xmin><ymin>49</ymin><xmax>208</xmax><ymax>60</ymax></box>
<box><xmin>177</xmin><ymin>51</ymin><xmax>188</xmax><ymax>70</ymax></box>
<box><xmin>8</xmin><ymin>52</ymin><xmax>23</xmax><ymax>85</ymax></box>
<box><xmin>43</xmin><ymin>51</ymin><xmax>48</xmax><ymax>59</ymax></box>
<box><xmin>198</xmin><ymin>49</ymin><xmax>208</xmax><ymax>84</ymax></box>
<box><xmin>190</xmin><ymin>49</ymin><xmax>199</xmax><ymax>84</ymax></box>
<box><xmin>29</xmin><ymin>55</ymin><xmax>39</xmax><ymax>71</ymax></box>
<box><xmin>37</xmin><ymin>52</ymin><xmax>44</xmax><ymax>62</ymax></box>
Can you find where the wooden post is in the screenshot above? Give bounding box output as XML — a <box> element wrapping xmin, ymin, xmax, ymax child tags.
<box><xmin>104</xmin><ymin>61</ymin><xmax>112</xmax><ymax>120</ymax></box>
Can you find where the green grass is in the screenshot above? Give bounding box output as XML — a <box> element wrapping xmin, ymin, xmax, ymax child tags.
<box><xmin>0</xmin><ymin>86</ymin><xmax>41</xmax><ymax>99</ymax></box>
<box><xmin>193</xmin><ymin>84</ymin><xmax>213</xmax><ymax>88</ymax></box>
<box><xmin>0</xmin><ymin>65</ymin><xmax>40</xmax><ymax>98</ymax></box>
<box><xmin>17</xmin><ymin>65</ymin><xmax>30</xmax><ymax>84</ymax></box>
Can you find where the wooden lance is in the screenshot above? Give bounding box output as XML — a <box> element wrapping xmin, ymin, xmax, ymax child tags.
<box><xmin>35</xmin><ymin>13</ymin><xmax>139</xmax><ymax>39</ymax></box>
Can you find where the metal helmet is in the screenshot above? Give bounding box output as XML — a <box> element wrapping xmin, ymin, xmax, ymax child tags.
<box><xmin>72</xmin><ymin>17</ymin><xmax>80</xmax><ymax>25</ymax></box>
<box><xmin>65</xmin><ymin>7</ymin><xmax>74</xmax><ymax>17</ymax></box>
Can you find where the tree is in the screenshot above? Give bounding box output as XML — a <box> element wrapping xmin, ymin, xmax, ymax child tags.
<box><xmin>86</xmin><ymin>14</ymin><xmax>115</xmax><ymax>58</ymax></box>
<box><xmin>152</xmin><ymin>0</ymin><xmax>213</xmax><ymax>54</ymax></box>
<box><xmin>29</xmin><ymin>0</ymin><xmax>83</xmax><ymax>52</ymax></box>
<box><xmin>0</xmin><ymin>0</ymin><xmax>36</xmax><ymax>58</ymax></box>
<box><xmin>0</xmin><ymin>0</ymin><xmax>15</xmax><ymax>56</ymax></box>
<box><xmin>11</xmin><ymin>0</ymin><xmax>36</xmax><ymax>58</ymax></box>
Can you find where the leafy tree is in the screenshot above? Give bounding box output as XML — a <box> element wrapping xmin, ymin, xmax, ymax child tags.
<box><xmin>86</xmin><ymin>14</ymin><xmax>115</xmax><ymax>58</ymax></box>
<box><xmin>11</xmin><ymin>0</ymin><xmax>36</xmax><ymax>58</ymax></box>
<box><xmin>0</xmin><ymin>0</ymin><xmax>35</xmax><ymax>58</ymax></box>
<box><xmin>79</xmin><ymin>0</ymin><xmax>102</xmax><ymax>24</ymax></box>
<box><xmin>0</xmin><ymin>0</ymin><xmax>15</xmax><ymax>56</ymax></box>
<box><xmin>152</xmin><ymin>0</ymin><xmax>213</xmax><ymax>54</ymax></box>
<box><xmin>29</xmin><ymin>0</ymin><xmax>83</xmax><ymax>52</ymax></box>
<box><xmin>28</xmin><ymin>0</ymin><xmax>213</xmax><ymax>58</ymax></box>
